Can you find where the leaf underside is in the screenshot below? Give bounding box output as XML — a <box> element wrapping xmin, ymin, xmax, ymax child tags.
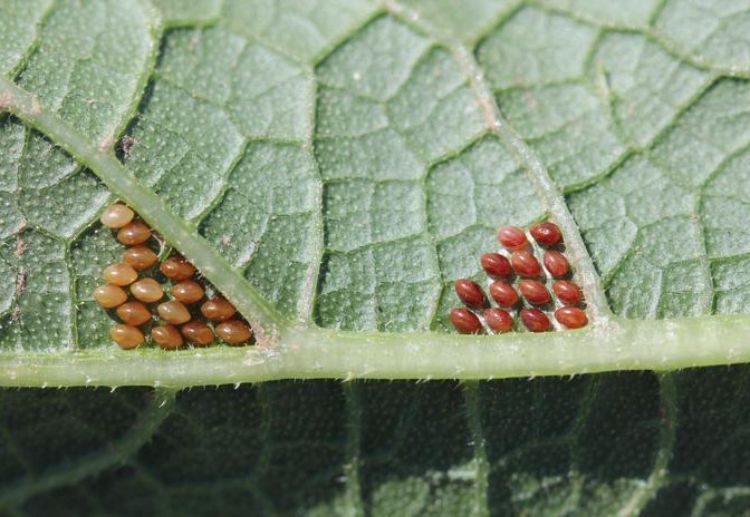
<box><xmin>2</xmin><ymin>0</ymin><xmax>750</xmax><ymax>514</ymax></box>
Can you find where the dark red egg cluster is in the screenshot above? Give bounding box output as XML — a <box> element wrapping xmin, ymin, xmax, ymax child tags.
<box><xmin>94</xmin><ymin>203</ymin><xmax>253</xmax><ymax>350</ymax></box>
<box><xmin>450</xmin><ymin>221</ymin><xmax>587</xmax><ymax>334</ymax></box>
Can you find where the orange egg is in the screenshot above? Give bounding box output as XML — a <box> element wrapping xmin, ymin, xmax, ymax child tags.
<box><xmin>100</xmin><ymin>203</ymin><xmax>134</xmax><ymax>228</ymax></box>
<box><xmin>157</xmin><ymin>301</ymin><xmax>191</xmax><ymax>325</ymax></box>
<box><xmin>200</xmin><ymin>298</ymin><xmax>236</xmax><ymax>321</ymax></box>
<box><xmin>93</xmin><ymin>284</ymin><xmax>128</xmax><ymax>308</ymax></box>
<box><xmin>103</xmin><ymin>263</ymin><xmax>138</xmax><ymax>286</ymax></box>
<box><xmin>215</xmin><ymin>320</ymin><xmax>252</xmax><ymax>344</ymax></box>
<box><xmin>152</xmin><ymin>325</ymin><xmax>183</xmax><ymax>350</ymax></box>
<box><xmin>111</xmin><ymin>324</ymin><xmax>144</xmax><ymax>349</ymax></box>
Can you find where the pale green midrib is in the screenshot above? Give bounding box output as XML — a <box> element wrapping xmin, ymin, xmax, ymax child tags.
<box><xmin>0</xmin><ymin>388</ymin><xmax>176</xmax><ymax>508</ymax></box>
<box><xmin>0</xmin><ymin>76</ymin><xmax>286</xmax><ymax>343</ymax></box>
<box><xmin>0</xmin><ymin>315</ymin><xmax>747</xmax><ymax>387</ymax></box>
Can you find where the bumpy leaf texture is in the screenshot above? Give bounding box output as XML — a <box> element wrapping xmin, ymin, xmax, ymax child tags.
<box><xmin>1</xmin><ymin>0</ymin><xmax>750</xmax><ymax>514</ymax></box>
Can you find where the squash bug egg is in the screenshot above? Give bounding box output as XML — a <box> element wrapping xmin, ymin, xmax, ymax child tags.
<box><xmin>157</xmin><ymin>300</ymin><xmax>191</xmax><ymax>325</ymax></box>
<box><xmin>497</xmin><ymin>226</ymin><xmax>527</xmax><ymax>250</ymax></box>
<box><xmin>181</xmin><ymin>321</ymin><xmax>214</xmax><ymax>346</ymax></box>
<box><xmin>555</xmin><ymin>307</ymin><xmax>588</xmax><ymax>329</ymax></box>
<box><xmin>530</xmin><ymin>222</ymin><xmax>561</xmax><ymax>246</ymax></box>
<box><xmin>519</xmin><ymin>279</ymin><xmax>551</xmax><ymax>305</ymax></box>
<box><xmin>117</xmin><ymin>221</ymin><xmax>152</xmax><ymax>246</ymax></box>
<box><xmin>510</xmin><ymin>250</ymin><xmax>542</xmax><ymax>277</ymax></box>
<box><xmin>171</xmin><ymin>280</ymin><xmax>205</xmax><ymax>304</ymax></box>
<box><xmin>103</xmin><ymin>263</ymin><xmax>138</xmax><ymax>286</ymax></box>
<box><xmin>489</xmin><ymin>280</ymin><xmax>519</xmax><ymax>307</ymax></box>
<box><xmin>111</xmin><ymin>324</ymin><xmax>144</xmax><ymax>349</ymax></box>
<box><xmin>543</xmin><ymin>250</ymin><xmax>569</xmax><ymax>277</ymax></box>
<box><xmin>552</xmin><ymin>280</ymin><xmax>583</xmax><ymax>306</ymax></box>
<box><xmin>152</xmin><ymin>324</ymin><xmax>184</xmax><ymax>350</ymax></box>
<box><xmin>450</xmin><ymin>308</ymin><xmax>482</xmax><ymax>334</ymax></box>
<box><xmin>520</xmin><ymin>308</ymin><xmax>551</xmax><ymax>332</ymax></box>
<box><xmin>123</xmin><ymin>245</ymin><xmax>158</xmax><ymax>270</ymax></box>
<box><xmin>216</xmin><ymin>320</ymin><xmax>253</xmax><ymax>344</ymax></box>
<box><xmin>130</xmin><ymin>278</ymin><xmax>163</xmax><ymax>303</ymax></box>
<box><xmin>454</xmin><ymin>279</ymin><xmax>486</xmax><ymax>308</ymax></box>
<box><xmin>484</xmin><ymin>308</ymin><xmax>513</xmax><ymax>333</ymax></box>
<box><xmin>480</xmin><ymin>253</ymin><xmax>512</xmax><ymax>277</ymax></box>
<box><xmin>93</xmin><ymin>284</ymin><xmax>128</xmax><ymax>308</ymax></box>
<box><xmin>160</xmin><ymin>255</ymin><xmax>196</xmax><ymax>281</ymax></box>
<box><xmin>116</xmin><ymin>301</ymin><xmax>152</xmax><ymax>326</ymax></box>
<box><xmin>100</xmin><ymin>203</ymin><xmax>134</xmax><ymax>229</ymax></box>
<box><xmin>201</xmin><ymin>297</ymin><xmax>237</xmax><ymax>321</ymax></box>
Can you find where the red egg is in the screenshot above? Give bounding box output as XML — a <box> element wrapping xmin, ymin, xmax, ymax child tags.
<box><xmin>552</xmin><ymin>280</ymin><xmax>583</xmax><ymax>306</ymax></box>
<box><xmin>555</xmin><ymin>307</ymin><xmax>588</xmax><ymax>329</ymax></box>
<box><xmin>519</xmin><ymin>279</ymin><xmax>551</xmax><ymax>305</ymax></box>
<box><xmin>543</xmin><ymin>250</ymin><xmax>569</xmax><ymax>277</ymax></box>
<box><xmin>530</xmin><ymin>222</ymin><xmax>562</xmax><ymax>246</ymax></box>
<box><xmin>497</xmin><ymin>226</ymin><xmax>527</xmax><ymax>250</ymax></box>
<box><xmin>520</xmin><ymin>308</ymin><xmax>551</xmax><ymax>332</ymax></box>
<box><xmin>480</xmin><ymin>253</ymin><xmax>512</xmax><ymax>277</ymax></box>
<box><xmin>454</xmin><ymin>279</ymin><xmax>486</xmax><ymax>308</ymax></box>
<box><xmin>489</xmin><ymin>280</ymin><xmax>519</xmax><ymax>307</ymax></box>
<box><xmin>484</xmin><ymin>308</ymin><xmax>513</xmax><ymax>333</ymax></box>
<box><xmin>450</xmin><ymin>308</ymin><xmax>482</xmax><ymax>334</ymax></box>
<box><xmin>511</xmin><ymin>250</ymin><xmax>542</xmax><ymax>277</ymax></box>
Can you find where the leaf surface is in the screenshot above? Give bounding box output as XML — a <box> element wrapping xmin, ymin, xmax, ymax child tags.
<box><xmin>2</xmin><ymin>0</ymin><xmax>750</xmax><ymax>514</ymax></box>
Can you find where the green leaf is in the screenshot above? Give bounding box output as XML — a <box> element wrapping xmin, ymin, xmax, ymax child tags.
<box><xmin>2</xmin><ymin>0</ymin><xmax>750</xmax><ymax>514</ymax></box>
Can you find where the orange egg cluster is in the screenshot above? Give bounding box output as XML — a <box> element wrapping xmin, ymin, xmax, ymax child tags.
<box><xmin>450</xmin><ymin>221</ymin><xmax>588</xmax><ymax>334</ymax></box>
<box><xmin>94</xmin><ymin>203</ymin><xmax>253</xmax><ymax>350</ymax></box>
